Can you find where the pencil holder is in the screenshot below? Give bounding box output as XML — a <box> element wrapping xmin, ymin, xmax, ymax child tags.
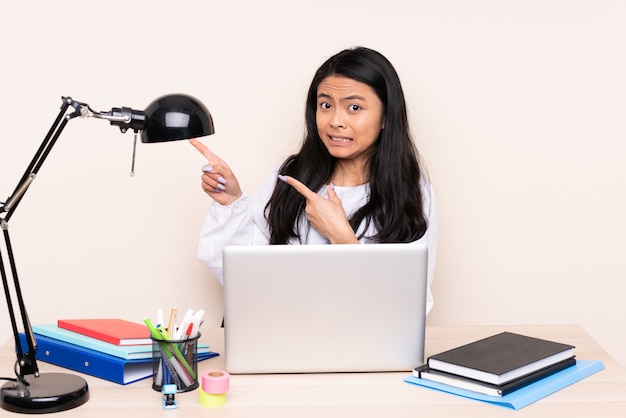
<box><xmin>151</xmin><ymin>333</ymin><xmax>200</xmax><ymax>392</ymax></box>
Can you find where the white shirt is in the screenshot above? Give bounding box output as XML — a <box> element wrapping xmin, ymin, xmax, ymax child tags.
<box><xmin>197</xmin><ymin>167</ymin><xmax>437</xmax><ymax>313</ymax></box>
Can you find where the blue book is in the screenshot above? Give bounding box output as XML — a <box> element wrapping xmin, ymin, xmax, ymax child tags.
<box><xmin>31</xmin><ymin>324</ymin><xmax>212</xmax><ymax>360</ymax></box>
<box><xmin>404</xmin><ymin>359</ymin><xmax>604</xmax><ymax>410</ymax></box>
<box><xmin>18</xmin><ymin>332</ymin><xmax>219</xmax><ymax>385</ymax></box>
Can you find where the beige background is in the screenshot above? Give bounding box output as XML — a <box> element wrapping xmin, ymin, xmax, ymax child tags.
<box><xmin>1</xmin><ymin>1</ymin><xmax>624</xmax><ymax>365</ymax></box>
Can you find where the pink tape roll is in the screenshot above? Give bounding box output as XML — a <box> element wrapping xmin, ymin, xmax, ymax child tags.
<box><xmin>201</xmin><ymin>370</ymin><xmax>230</xmax><ymax>394</ymax></box>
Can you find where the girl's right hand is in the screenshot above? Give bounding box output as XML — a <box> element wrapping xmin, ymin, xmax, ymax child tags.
<box><xmin>190</xmin><ymin>139</ymin><xmax>242</xmax><ymax>206</ymax></box>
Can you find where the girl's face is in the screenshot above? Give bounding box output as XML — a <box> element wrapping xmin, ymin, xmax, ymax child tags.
<box><xmin>315</xmin><ymin>76</ymin><xmax>385</xmax><ymax>167</ymax></box>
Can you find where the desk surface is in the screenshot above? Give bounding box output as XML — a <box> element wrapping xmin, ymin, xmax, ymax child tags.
<box><xmin>2</xmin><ymin>324</ymin><xmax>625</xmax><ymax>417</ymax></box>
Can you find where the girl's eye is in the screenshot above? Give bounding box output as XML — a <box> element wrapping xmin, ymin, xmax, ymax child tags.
<box><xmin>320</xmin><ymin>102</ymin><xmax>331</xmax><ymax>110</ymax></box>
<box><xmin>348</xmin><ymin>104</ymin><xmax>361</xmax><ymax>111</ymax></box>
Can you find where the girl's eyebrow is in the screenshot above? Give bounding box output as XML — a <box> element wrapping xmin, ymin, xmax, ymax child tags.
<box><xmin>317</xmin><ymin>93</ymin><xmax>366</xmax><ymax>101</ymax></box>
<box><xmin>341</xmin><ymin>94</ymin><xmax>366</xmax><ymax>101</ymax></box>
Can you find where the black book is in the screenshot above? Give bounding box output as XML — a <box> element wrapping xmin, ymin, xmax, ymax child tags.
<box><xmin>427</xmin><ymin>332</ymin><xmax>575</xmax><ymax>385</ymax></box>
<box><xmin>414</xmin><ymin>357</ymin><xmax>577</xmax><ymax>397</ymax></box>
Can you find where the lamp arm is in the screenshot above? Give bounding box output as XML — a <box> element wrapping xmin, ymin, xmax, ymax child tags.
<box><xmin>0</xmin><ymin>96</ymin><xmax>149</xmax><ymax>384</ymax></box>
<box><xmin>0</xmin><ymin>97</ymin><xmax>85</xmax><ymax>382</ymax></box>
<box><xmin>81</xmin><ymin>103</ymin><xmax>146</xmax><ymax>134</ymax></box>
<box><xmin>2</xmin><ymin>98</ymin><xmax>73</xmax><ymax>219</ymax></box>
<box><xmin>0</xmin><ymin>96</ymin><xmax>132</xmax><ymax>383</ymax></box>
<box><xmin>1</xmin><ymin>97</ymin><xmax>147</xmax><ymax>219</ymax></box>
<box><xmin>1</xmin><ymin>224</ymin><xmax>39</xmax><ymax>382</ymax></box>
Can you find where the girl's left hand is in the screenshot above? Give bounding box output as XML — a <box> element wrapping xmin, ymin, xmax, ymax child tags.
<box><xmin>278</xmin><ymin>174</ymin><xmax>359</xmax><ymax>244</ymax></box>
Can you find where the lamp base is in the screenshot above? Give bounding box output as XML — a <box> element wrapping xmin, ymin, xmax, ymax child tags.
<box><xmin>1</xmin><ymin>372</ymin><xmax>89</xmax><ymax>414</ymax></box>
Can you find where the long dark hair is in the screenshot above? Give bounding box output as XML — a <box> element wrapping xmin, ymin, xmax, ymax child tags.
<box><xmin>266</xmin><ymin>46</ymin><xmax>428</xmax><ymax>244</ymax></box>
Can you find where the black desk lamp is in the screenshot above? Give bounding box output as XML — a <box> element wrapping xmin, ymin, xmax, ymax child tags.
<box><xmin>0</xmin><ymin>94</ymin><xmax>214</xmax><ymax>413</ymax></box>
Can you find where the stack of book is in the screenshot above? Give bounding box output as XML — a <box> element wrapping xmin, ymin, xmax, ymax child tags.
<box><xmin>18</xmin><ymin>319</ymin><xmax>218</xmax><ymax>385</ymax></box>
<box><xmin>406</xmin><ymin>331</ymin><xmax>605</xmax><ymax>409</ymax></box>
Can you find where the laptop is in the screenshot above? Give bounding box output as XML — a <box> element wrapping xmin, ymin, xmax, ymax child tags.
<box><xmin>222</xmin><ymin>243</ymin><xmax>428</xmax><ymax>374</ymax></box>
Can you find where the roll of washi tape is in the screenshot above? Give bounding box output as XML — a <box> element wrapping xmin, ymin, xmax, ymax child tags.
<box><xmin>201</xmin><ymin>370</ymin><xmax>230</xmax><ymax>395</ymax></box>
<box><xmin>198</xmin><ymin>388</ymin><xmax>226</xmax><ymax>407</ymax></box>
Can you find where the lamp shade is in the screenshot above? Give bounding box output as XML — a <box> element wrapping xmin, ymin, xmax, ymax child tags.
<box><xmin>141</xmin><ymin>94</ymin><xmax>215</xmax><ymax>143</ymax></box>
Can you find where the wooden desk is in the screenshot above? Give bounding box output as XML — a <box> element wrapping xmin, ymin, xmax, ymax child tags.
<box><xmin>2</xmin><ymin>325</ymin><xmax>625</xmax><ymax>417</ymax></box>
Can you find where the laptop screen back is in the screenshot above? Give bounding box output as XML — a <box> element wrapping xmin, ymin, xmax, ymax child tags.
<box><xmin>223</xmin><ymin>243</ymin><xmax>428</xmax><ymax>374</ymax></box>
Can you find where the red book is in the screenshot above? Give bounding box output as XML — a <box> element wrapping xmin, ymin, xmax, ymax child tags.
<box><xmin>58</xmin><ymin>319</ymin><xmax>152</xmax><ymax>346</ymax></box>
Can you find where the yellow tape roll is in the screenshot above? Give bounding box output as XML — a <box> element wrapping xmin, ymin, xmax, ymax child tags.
<box><xmin>198</xmin><ymin>388</ymin><xmax>226</xmax><ymax>407</ymax></box>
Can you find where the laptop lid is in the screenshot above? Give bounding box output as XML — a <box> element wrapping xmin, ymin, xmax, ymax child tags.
<box><xmin>223</xmin><ymin>243</ymin><xmax>428</xmax><ymax>374</ymax></box>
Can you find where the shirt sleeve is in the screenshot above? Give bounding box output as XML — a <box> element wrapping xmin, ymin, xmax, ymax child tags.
<box><xmin>196</xmin><ymin>169</ymin><xmax>278</xmax><ymax>283</ymax></box>
<box><xmin>418</xmin><ymin>179</ymin><xmax>438</xmax><ymax>315</ymax></box>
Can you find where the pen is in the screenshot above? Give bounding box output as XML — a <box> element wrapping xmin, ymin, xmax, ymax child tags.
<box><xmin>157</xmin><ymin>308</ymin><xmax>164</xmax><ymax>328</ymax></box>
<box><xmin>144</xmin><ymin>317</ymin><xmax>164</xmax><ymax>341</ymax></box>
<box><xmin>156</xmin><ymin>323</ymin><xmax>173</xmax><ymax>341</ymax></box>
<box><xmin>175</xmin><ymin>309</ymin><xmax>194</xmax><ymax>340</ymax></box>
<box><xmin>190</xmin><ymin>309</ymin><xmax>205</xmax><ymax>338</ymax></box>
<box><xmin>167</xmin><ymin>307</ymin><xmax>177</xmax><ymax>334</ymax></box>
<box><xmin>185</xmin><ymin>323</ymin><xmax>194</xmax><ymax>339</ymax></box>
